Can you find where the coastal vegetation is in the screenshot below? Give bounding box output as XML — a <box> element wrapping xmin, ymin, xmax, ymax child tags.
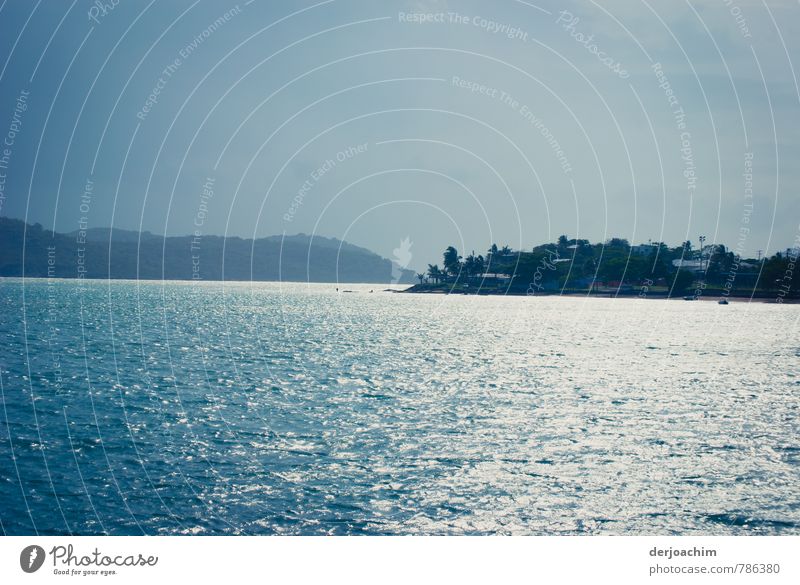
<box><xmin>410</xmin><ymin>236</ymin><xmax>800</xmax><ymax>300</ymax></box>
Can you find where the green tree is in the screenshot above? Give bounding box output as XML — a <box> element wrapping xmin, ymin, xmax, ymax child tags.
<box><xmin>427</xmin><ymin>264</ymin><xmax>443</xmax><ymax>284</ymax></box>
<box><xmin>760</xmin><ymin>253</ymin><xmax>798</xmax><ymax>291</ymax></box>
<box><xmin>443</xmin><ymin>246</ymin><xmax>462</xmax><ymax>277</ymax></box>
<box><xmin>463</xmin><ymin>252</ymin><xmax>485</xmax><ymax>279</ymax></box>
<box><xmin>606</xmin><ymin>238</ymin><xmax>630</xmax><ymax>249</ymax></box>
<box><xmin>598</xmin><ymin>257</ymin><xmax>628</xmax><ymax>282</ymax></box>
<box><xmin>647</xmin><ymin>249</ymin><xmax>669</xmax><ymax>279</ymax></box>
<box><xmin>486</xmin><ymin>244</ymin><xmax>499</xmax><ymax>272</ymax></box>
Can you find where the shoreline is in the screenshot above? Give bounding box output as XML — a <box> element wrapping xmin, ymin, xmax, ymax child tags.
<box><xmin>400</xmin><ymin>284</ymin><xmax>798</xmax><ymax>303</ymax></box>
<box><xmin>2</xmin><ymin>277</ymin><xmax>796</xmax><ymax>303</ymax></box>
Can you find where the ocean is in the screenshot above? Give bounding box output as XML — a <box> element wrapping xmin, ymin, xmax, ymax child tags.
<box><xmin>1</xmin><ymin>279</ymin><xmax>798</xmax><ymax>535</ymax></box>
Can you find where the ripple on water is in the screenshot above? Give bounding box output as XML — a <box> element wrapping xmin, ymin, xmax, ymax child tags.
<box><xmin>0</xmin><ymin>281</ymin><xmax>798</xmax><ymax>535</ymax></box>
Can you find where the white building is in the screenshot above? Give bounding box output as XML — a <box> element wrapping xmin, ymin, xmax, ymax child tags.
<box><xmin>671</xmin><ymin>258</ymin><xmax>708</xmax><ymax>273</ymax></box>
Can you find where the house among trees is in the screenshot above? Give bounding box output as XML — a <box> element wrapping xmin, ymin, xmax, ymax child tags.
<box><xmin>412</xmin><ymin>235</ymin><xmax>798</xmax><ymax>299</ymax></box>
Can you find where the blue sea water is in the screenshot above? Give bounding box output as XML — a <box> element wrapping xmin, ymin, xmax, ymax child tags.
<box><xmin>0</xmin><ymin>278</ymin><xmax>798</xmax><ymax>535</ymax></box>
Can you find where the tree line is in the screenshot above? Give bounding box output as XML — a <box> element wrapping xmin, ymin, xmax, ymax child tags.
<box><xmin>414</xmin><ymin>236</ymin><xmax>799</xmax><ymax>298</ymax></box>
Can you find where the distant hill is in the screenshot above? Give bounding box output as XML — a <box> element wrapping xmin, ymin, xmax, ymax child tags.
<box><xmin>65</xmin><ymin>226</ymin><xmax>160</xmax><ymax>243</ymax></box>
<box><xmin>0</xmin><ymin>218</ymin><xmax>415</xmax><ymax>284</ymax></box>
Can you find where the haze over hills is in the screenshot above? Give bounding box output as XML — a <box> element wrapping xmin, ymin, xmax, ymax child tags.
<box><xmin>0</xmin><ymin>218</ymin><xmax>415</xmax><ymax>284</ymax></box>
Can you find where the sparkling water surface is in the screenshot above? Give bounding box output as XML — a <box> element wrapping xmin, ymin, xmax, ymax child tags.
<box><xmin>1</xmin><ymin>279</ymin><xmax>798</xmax><ymax>535</ymax></box>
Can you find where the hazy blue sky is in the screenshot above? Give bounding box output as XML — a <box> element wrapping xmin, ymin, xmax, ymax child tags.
<box><xmin>1</xmin><ymin>0</ymin><xmax>799</xmax><ymax>269</ymax></box>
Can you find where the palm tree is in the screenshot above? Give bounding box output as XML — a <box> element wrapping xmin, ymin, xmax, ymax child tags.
<box><xmin>416</xmin><ymin>273</ymin><xmax>426</xmax><ymax>284</ymax></box>
<box><xmin>486</xmin><ymin>244</ymin><xmax>499</xmax><ymax>273</ymax></box>
<box><xmin>443</xmin><ymin>246</ymin><xmax>462</xmax><ymax>277</ymax></box>
<box><xmin>463</xmin><ymin>252</ymin><xmax>486</xmax><ymax>280</ymax></box>
<box><xmin>427</xmin><ymin>264</ymin><xmax>443</xmax><ymax>284</ymax></box>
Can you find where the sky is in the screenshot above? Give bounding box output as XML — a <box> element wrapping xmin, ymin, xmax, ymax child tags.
<box><xmin>1</xmin><ymin>0</ymin><xmax>799</xmax><ymax>271</ymax></box>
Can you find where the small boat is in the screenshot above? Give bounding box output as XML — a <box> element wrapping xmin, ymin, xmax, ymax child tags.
<box><xmin>718</xmin><ymin>298</ymin><xmax>729</xmax><ymax>305</ymax></box>
<box><xmin>683</xmin><ymin>295</ymin><xmax>696</xmax><ymax>301</ymax></box>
